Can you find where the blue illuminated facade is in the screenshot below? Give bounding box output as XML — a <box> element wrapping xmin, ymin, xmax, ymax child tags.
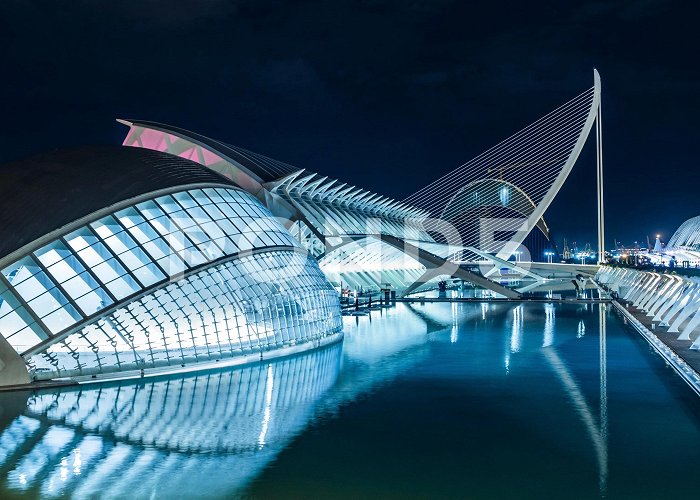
<box><xmin>0</xmin><ymin>148</ymin><xmax>341</xmax><ymax>386</ymax></box>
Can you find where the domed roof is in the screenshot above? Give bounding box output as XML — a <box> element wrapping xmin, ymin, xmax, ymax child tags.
<box><xmin>0</xmin><ymin>145</ymin><xmax>234</xmax><ymax>260</ymax></box>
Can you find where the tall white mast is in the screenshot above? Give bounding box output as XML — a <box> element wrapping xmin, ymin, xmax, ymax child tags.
<box><xmin>595</xmin><ymin>69</ymin><xmax>605</xmax><ymax>264</ymax></box>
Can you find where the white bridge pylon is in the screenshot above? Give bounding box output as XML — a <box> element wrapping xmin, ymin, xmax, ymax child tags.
<box><xmin>404</xmin><ymin>69</ymin><xmax>605</xmax><ymax>265</ymax></box>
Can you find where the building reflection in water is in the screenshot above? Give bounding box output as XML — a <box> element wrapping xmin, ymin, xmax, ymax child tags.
<box><xmin>0</xmin><ymin>305</ymin><xmax>433</xmax><ymax>499</ymax></box>
<box><xmin>0</xmin><ymin>302</ymin><xmax>610</xmax><ymax>498</ymax></box>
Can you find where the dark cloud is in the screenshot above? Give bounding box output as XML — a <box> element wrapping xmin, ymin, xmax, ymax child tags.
<box><xmin>1</xmin><ymin>0</ymin><xmax>698</xmax><ymax>247</ymax></box>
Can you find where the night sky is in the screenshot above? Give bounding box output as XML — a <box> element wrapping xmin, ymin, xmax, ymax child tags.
<box><xmin>2</xmin><ymin>0</ymin><xmax>698</xmax><ymax>248</ymax></box>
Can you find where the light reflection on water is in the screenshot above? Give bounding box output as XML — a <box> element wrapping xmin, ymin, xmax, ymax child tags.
<box><xmin>1</xmin><ymin>302</ymin><xmax>700</xmax><ymax>499</ymax></box>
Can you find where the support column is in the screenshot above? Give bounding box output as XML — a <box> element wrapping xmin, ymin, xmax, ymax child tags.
<box><xmin>596</xmin><ymin>84</ymin><xmax>605</xmax><ymax>264</ymax></box>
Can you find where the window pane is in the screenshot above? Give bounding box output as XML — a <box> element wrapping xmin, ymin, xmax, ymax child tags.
<box><xmin>65</xmin><ymin>227</ymin><xmax>99</xmax><ymax>252</ymax></box>
<box><xmin>92</xmin><ymin>258</ymin><xmax>129</xmax><ymax>284</ymax></box>
<box><xmin>142</xmin><ymin>239</ymin><xmax>169</xmax><ymax>260</ymax></box>
<box><xmin>0</xmin><ymin>309</ymin><xmax>30</xmax><ymax>337</ymax></box>
<box><xmin>42</xmin><ymin>305</ymin><xmax>81</xmax><ymax>334</ymax></box>
<box><xmin>136</xmin><ymin>200</ymin><xmax>164</xmax><ymax>220</ymax></box>
<box><xmin>46</xmin><ymin>258</ymin><xmax>83</xmax><ymax>284</ymax></box>
<box><xmin>149</xmin><ymin>216</ymin><xmax>177</xmax><ymax>236</ymax></box>
<box><xmin>78</xmin><ymin>242</ymin><xmax>113</xmax><ymax>268</ymax></box>
<box><xmin>202</xmin><ymin>204</ymin><xmax>225</xmax><ymax>221</ymax></box>
<box><xmin>75</xmin><ymin>289</ymin><xmax>113</xmax><ymax>316</ymax></box>
<box><xmin>157</xmin><ymin>255</ymin><xmax>187</xmax><ymax>276</ymax></box>
<box><xmin>173</xmin><ymin>191</ymin><xmax>197</xmax><ymax>208</ymax></box>
<box><xmin>132</xmin><ymin>263</ymin><xmax>165</xmax><ymax>288</ymax></box>
<box><xmin>154</xmin><ymin>195</ymin><xmax>181</xmax><ymax>214</ymax></box>
<box><xmin>104</xmin><ymin>275</ymin><xmax>140</xmax><ymax>300</ymax></box>
<box><xmin>203</xmin><ymin>188</ymin><xmax>224</xmax><ymax>204</ymax></box>
<box><xmin>14</xmin><ymin>271</ymin><xmax>55</xmax><ymax>302</ymax></box>
<box><xmin>181</xmin><ymin>248</ymin><xmax>206</xmax><ymax>267</ymax></box>
<box><xmin>190</xmin><ymin>189</ymin><xmax>211</xmax><ymax>206</ymax></box>
<box><xmin>114</xmin><ymin>207</ymin><xmax>144</xmax><ymax>228</ymax></box>
<box><xmin>29</xmin><ymin>288</ymin><xmax>72</xmax><ymax>318</ymax></box>
<box><xmin>2</xmin><ymin>256</ymin><xmax>42</xmax><ymax>285</ymax></box>
<box><xmin>127</xmin><ymin>221</ymin><xmax>160</xmax><ymax>244</ymax></box>
<box><xmin>35</xmin><ymin>241</ymin><xmax>72</xmax><ymax>268</ymax></box>
<box><xmin>91</xmin><ymin>215</ymin><xmax>124</xmax><ymax>239</ymax></box>
<box><xmin>170</xmin><ymin>211</ymin><xmax>196</xmax><ymax>230</ymax></box>
<box><xmin>200</xmin><ymin>221</ymin><xmax>225</xmax><ymax>240</ymax></box>
<box><xmin>61</xmin><ymin>272</ymin><xmax>100</xmax><ymax>300</ymax></box>
<box><xmin>185</xmin><ymin>206</ymin><xmax>211</xmax><ymax>224</ymax></box>
<box><xmin>117</xmin><ymin>246</ymin><xmax>152</xmax><ymax>272</ymax></box>
<box><xmin>103</xmin><ymin>231</ymin><xmax>138</xmax><ymax>255</ymax></box>
<box><xmin>6</xmin><ymin>325</ymin><xmax>42</xmax><ymax>352</ymax></box>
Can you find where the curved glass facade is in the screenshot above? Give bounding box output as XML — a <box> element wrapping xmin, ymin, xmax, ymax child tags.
<box><xmin>0</xmin><ymin>185</ymin><xmax>341</xmax><ymax>382</ymax></box>
<box><xmin>28</xmin><ymin>249</ymin><xmax>339</xmax><ymax>380</ymax></box>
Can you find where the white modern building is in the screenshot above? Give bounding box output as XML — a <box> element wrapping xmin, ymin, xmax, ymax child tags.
<box><xmin>0</xmin><ymin>71</ymin><xmax>605</xmax><ymax>387</ymax></box>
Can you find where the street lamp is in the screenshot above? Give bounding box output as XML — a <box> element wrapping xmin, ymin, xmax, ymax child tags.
<box><xmin>544</xmin><ymin>250</ymin><xmax>554</xmax><ymax>264</ymax></box>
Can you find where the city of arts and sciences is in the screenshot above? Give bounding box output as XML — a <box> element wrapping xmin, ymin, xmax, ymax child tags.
<box><xmin>1</xmin><ymin>70</ymin><xmax>699</xmax><ymax>498</ymax></box>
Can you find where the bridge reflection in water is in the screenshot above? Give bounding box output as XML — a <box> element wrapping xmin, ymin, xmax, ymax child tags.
<box><xmin>0</xmin><ymin>302</ymin><xmax>616</xmax><ymax>498</ymax></box>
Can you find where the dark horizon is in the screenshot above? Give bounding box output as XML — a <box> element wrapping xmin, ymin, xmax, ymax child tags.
<box><xmin>3</xmin><ymin>0</ymin><xmax>698</xmax><ymax>250</ymax></box>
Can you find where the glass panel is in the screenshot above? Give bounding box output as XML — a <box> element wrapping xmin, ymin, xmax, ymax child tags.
<box><xmin>46</xmin><ymin>257</ymin><xmax>84</xmax><ymax>284</ymax></box>
<box><xmin>42</xmin><ymin>305</ymin><xmax>81</xmax><ymax>334</ymax></box>
<box><xmin>14</xmin><ymin>271</ymin><xmax>55</xmax><ymax>302</ymax></box>
<box><xmin>185</xmin><ymin>206</ymin><xmax>211</xmax><ymax>224</ymax></box>
<box><xmin>215</xmin><ymin>220</ymin><xmax>239</xmax><ymax>237</ymax></box>
<box><xmin>157</xmin><ymin>255</ymin><xmax>187</xmax><ymax>276</ymax></box>
<box><xmin>35</xmin><ymin>241</ymin><xmax>72</xmax><ymax>268</ymax></box>
<box><xmin>202</xmin><ymin>204</ymin><xmax>225</xmax><ymax>221</ymax></box>
<box><xmin>103</xmin><ymin>231</ymin><xmax>138</xmax><ymax>255</ymax></box>
<box><xmin>91</xmin><ymin>215</ymin><xmax>124</xmax><ymax>239</ymax></box>
<box><xmin>203</xmin><ymin>188</ymin><xmax>224</xmax><ymax>204</ymax></box>
<box><xmin>214</xmin><ymin>237</ymin><xmax>238</xmax><ymax>255</ymax></box>
<box><xmin>114</xmin><ymin>207</ymin><xmax>144</xmax><ymax>228</ymax></box>
<box><xmin>28</xmin><ymin>288</ymin><xmax>72</xmax><ymax>318</ymax></box>
<box><xmin>181</xmin><ymin>248</ymin><xmax>207</xmax><ymax>267</ymax></box>
<box><xmin>61</xmin><ymin>272</ymin><xmax>100</xmax><ymax>300</ymax></box>
<box><xmin>104</xmin><ymin>275</ymin><xmax>140</xmax><ymax>300</ymax></box>
<box><xmin>117</xmin><ymin>246</ymin><xmax>152</xmax><ymax>272</ymax></box>
<box><xmin>6</xmin><ymin>325</ymin><xmax>42</xmax><ymax>352</ymax></box>
<box><xmin>217</xmin><ymin>203</ymin><xmax>239</xmax><ymax>219</ymax></box>
<box><xmin>127</xmin><ymin>221</ymin><xmax>160</xmax><ymax>244</ymax></box>
<box><xmin>77</xmin><ymin>242</ymin><xmax>114</xmax><ymax>268</ymax></box>
<box><xmin>0</xmin><ymin>309</ymin><xmax>30</xmax><ymax>337</ymax></box>
<box><xmin>136</xmin><ymin>200</ymin><xmax>165</xmax><ymax>220</ymax></box>
<box><xmin>0</xmin><ymin>287</ymin><xmax>19</xmax><ymax>319</ymax></box>
<box><xmin>92</xmin><ymin>258</ymin><xmax>129</xmax><ymax>284</ymax></box>
<box><xmin>75</xmin><ymin>289</ymin><xmax>113</xmax><ymax>316</ymax></box>
<box><xmin>190</xmin><ymin>189</ymin><xmax>211</xmax><ymax>206</ymax></box>
<box><xmin>199</xmin><ymin>241</ymin><xmax>224</xmax><ymax>261</ymax></box>
<box><xmin>184</xmin><ymin>228</ymin><xmax>208</xmax><ymax>246</ymax></box>
<box><xmin>142</xmin><ymin>239</ymin><xmax>169</xmax><ymax>260</ymax></box>
<box><xmin>149</xmin><ymin>216</ymin><xmax>178</xmax><ymax>236</ymax></box>
<box><xmin>2</xmin><ymin>256</ymin><xmax>42</xmax><ymax>285</ymax></box>
<box><xmin>131</xmin><ymin>263</ymin><xmax>165</xmax><ymax>288</ymax></box>
<box><xmin>165</xmin><ymin>232</ymin><xmax>188</xmax><ymax>252</ymax></box>
<box><xmin>173</xmin><ymin>191</ymin><xmax>197</xmax><ymax>208</ymax></box>
<box><xmin>65</xmin><ymin>227</ymin><xmax>99</xmax><ymax>252</ymax></box>
<box><xmin>200</xmin><ymin>221</ymin><xmax>225</xmax><ymax>240</ymax></box>
<box><xmin>170</xmin><ymin>211</ymin><xmax>196</xmax><ymax>230</ymax></box>
<box><xmin>154</xmin><ymin>195</ymin><xmax>181</xmax><ymax>214</ymax></box>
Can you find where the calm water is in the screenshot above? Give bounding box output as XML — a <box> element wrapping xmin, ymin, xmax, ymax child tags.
<box><xmin>1</xmin><ymin>302</ymin><xmax>699</xmax><ymax>499</ymax></box>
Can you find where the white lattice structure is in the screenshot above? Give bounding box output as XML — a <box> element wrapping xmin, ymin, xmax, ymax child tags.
<box><xmin>597</xmin><ymin>266</ymin><xmax>700</xmax><ymax>348</ymax></box>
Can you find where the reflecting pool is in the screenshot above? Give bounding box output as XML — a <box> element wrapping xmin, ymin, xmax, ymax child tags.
<box><xmin>1</xmin><ymin>302</ymin><xmax>699</xmax><ymax>499</ymax></box>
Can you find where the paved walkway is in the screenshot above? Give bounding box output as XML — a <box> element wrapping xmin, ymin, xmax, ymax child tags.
<box><xmin>616</xmin><ymin>299</ymin><xmax>700</xmax><ymax>381</ymax></box>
